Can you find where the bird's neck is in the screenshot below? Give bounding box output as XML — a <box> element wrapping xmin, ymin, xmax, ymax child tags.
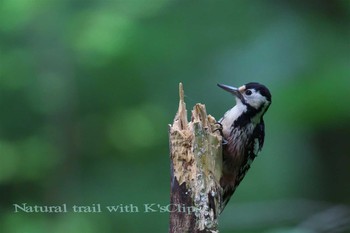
<box><xmin>220</xmin><ymin>101</ymin><xmax>264</xmax><ymax>137</ymax></box>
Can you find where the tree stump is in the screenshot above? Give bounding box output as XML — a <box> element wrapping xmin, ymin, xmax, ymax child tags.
<box><xmin>169</xmin><ymin>83</ymin><xmax>223</xmax><ymax>233</ymax></box>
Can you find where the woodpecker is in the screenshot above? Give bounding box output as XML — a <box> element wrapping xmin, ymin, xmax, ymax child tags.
<box><xmin>217</xmin><ymin>82</ymin><xmax>272</xmax><ymax>212</ymax></box>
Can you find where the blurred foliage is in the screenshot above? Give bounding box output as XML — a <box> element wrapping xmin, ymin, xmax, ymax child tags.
<box><xmin>1</xmin><ymin>0</ymin><xmax>350</xmax><ymax>232</ymax></box>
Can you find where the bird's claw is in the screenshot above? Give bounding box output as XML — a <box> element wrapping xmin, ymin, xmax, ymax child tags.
<box><xmin>213</xmin><ymin>122</ymin><xmax>223</xmax><ymax>134</ymax></box>
<box><xmin>214</xmin><ymin>122</ymin><xmax>227</xmax><ymax>146</ymax></box>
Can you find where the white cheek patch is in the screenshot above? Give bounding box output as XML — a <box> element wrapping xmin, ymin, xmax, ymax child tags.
<box><xmin>246</xmin><ymin>92</ymin><xmax>267</xmax><ymax>109</ymax></box>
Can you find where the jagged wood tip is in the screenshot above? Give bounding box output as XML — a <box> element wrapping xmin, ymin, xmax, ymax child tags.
<box><xmin>172</xmin><ymin>82</ymin><xmax>188</xmax><ymax>131</ymax></box>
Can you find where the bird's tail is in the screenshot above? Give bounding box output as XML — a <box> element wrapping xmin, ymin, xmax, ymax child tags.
<box><xmin>220</xmin><ymin>185</ymin><xmax>236</xmax><ymax>213</ymax></box>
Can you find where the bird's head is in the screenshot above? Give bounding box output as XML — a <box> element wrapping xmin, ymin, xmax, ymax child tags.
<box><xmin>217</xmin><ymin>82</ymin><xmax>272</xmax><ymax>112</ymax></box>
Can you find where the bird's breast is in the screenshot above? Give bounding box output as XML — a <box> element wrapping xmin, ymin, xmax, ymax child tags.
<box><xmin>222</xmin><ymin>124</ymin><xmax>255</xmax><ymax>174</ymax></box>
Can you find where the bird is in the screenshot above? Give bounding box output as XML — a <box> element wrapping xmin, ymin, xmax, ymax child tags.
<box><xmin>217</xmin><ymin>82</ymin><xmax>272</xmax><ymax>212</ymax></box>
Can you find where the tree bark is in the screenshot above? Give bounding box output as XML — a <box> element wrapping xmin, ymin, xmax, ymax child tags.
<box><xmin>169</xmin><ymin>83</ymin><xmax>223</xmax><ymax>233</ymax></box>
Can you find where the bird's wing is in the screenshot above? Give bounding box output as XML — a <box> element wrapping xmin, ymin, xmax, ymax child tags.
<box><xmin>253</xmin><ymin>119</ymin><xmax>265</xmax><ymax>155</ymax></box>
<box><xmin>236</xmin><ymin>120</ymin><xmax>265</xmax><ymax>189</ymax></box>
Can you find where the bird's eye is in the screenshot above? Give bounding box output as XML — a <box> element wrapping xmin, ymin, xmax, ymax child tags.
<box><xmin>245</xmin><ymin>90</ymin><xmax>252</xmax><ymax>95</ymax></box>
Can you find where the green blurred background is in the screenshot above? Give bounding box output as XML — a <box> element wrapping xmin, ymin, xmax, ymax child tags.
<box><xmin>1</xmin><ymin>0</ymin><xmax>350</xmax><ymax>232</ymax></box>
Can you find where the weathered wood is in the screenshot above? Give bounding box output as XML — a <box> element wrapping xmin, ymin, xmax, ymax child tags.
<box><xmin>169</xmin><ymin>83</ymin><xmax>223</xmax><ymax>233</ymax></box>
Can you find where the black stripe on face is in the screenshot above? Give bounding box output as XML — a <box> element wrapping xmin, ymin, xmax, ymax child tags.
<box><xmin>233</xmin><ymin>103</ymin><xmax>267</xmax><ymax>128</ymax></box>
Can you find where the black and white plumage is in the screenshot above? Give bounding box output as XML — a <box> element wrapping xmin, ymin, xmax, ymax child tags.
<box><xmin>217</xmin><ymin>82</ymin><xmax>272</xmax><ymax>212</ymax></box>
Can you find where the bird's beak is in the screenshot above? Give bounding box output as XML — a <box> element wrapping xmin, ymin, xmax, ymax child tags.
<box><xmin>217</xmin><ymin>83</ymin><xmax>244</xmax><ymax>101</ymax></box>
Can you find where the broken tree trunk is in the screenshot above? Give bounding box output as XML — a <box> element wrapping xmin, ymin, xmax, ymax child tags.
<box><xmin>169</xmin><ymin>83</ymin><xmax>223</xmax><ymax>233</ymax></box>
